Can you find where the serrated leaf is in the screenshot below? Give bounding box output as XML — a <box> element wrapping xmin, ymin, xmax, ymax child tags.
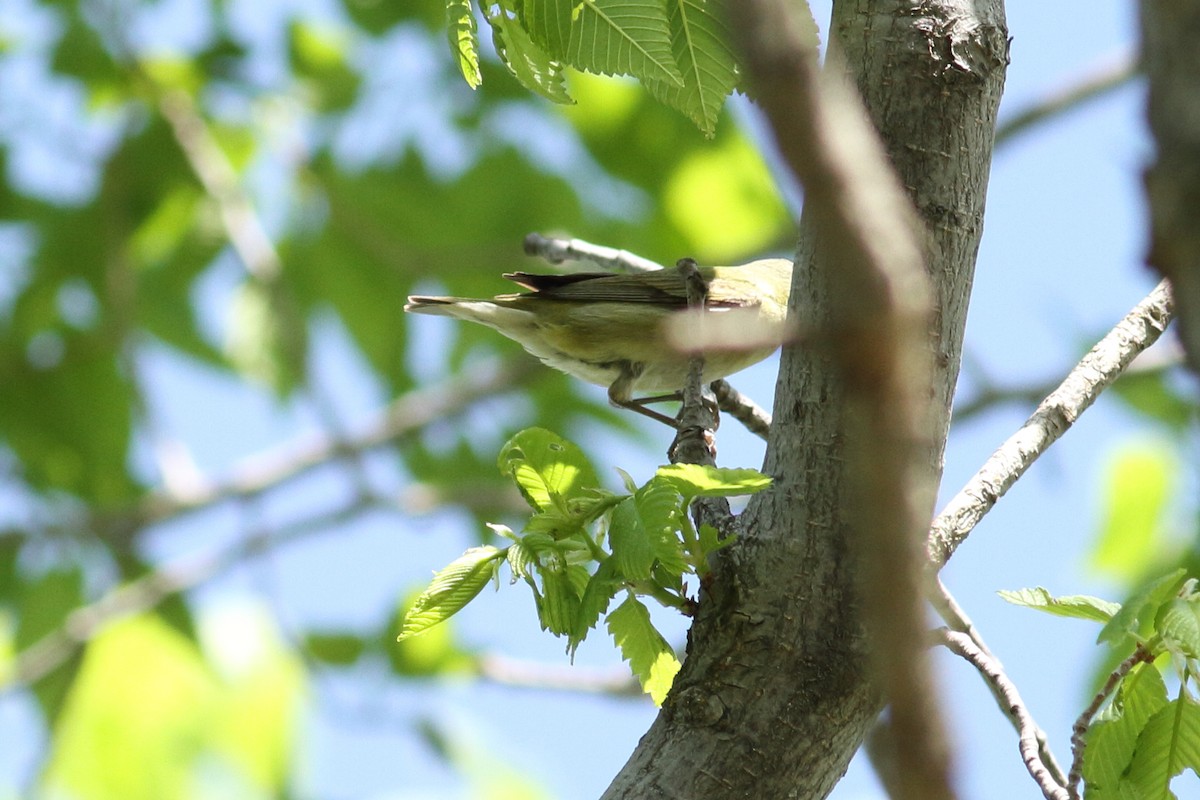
<box><xmin>607</xmin><ymin>594</ymin><xmax>680</xmax><ymax>705</ymax></box>
<box><xmin>488</xmin><ymin>10</ymin><xmax>574</xmax><ymax>103</ymax></box>
<box><xmin>498</xmin><ymin>428</ymin><xmax>601</xmax><ymax>513</ymax></box>
<box><xmin>521</xmin><ymin>0</ymin><xmax>684</xmax><ymax>87</ymax></box>
<box><xmin>998</xmin><ymin>587</ymin><xmax>1120</xmax><ymax>623</ymax></box>
<box><xmin>506</xmin><ymin>539</ymin><xmax>536</xmax><ymax>584</ymax></box>
<box><xmin>637</xmin><ymin>479</ymin><xmax>688</xmax><ymax>577</ymax></box>
<box><xmin>655</xmin><ymin>463</ymin><xmax>772</xmax><ymax>499</ymax></box>
<box><xmin>614</xmin><ymin>489</ymin><xmax>681</xmax><ymax>582</ymax></box>
<box><xmin>696</xmin><ymin>521</ymin><xmax>735</xmax><ymax>558</ymax></box>
<box><xmin>1125</xmin><ymin>695</ymin><xmax>1200</xmax><ymax>800</ymax></box>
<box><xmin>569</xmin><ymin>559</ymin><xmax>622</xmax><ymax>656</ymax></box>
<box><xmin>1099</xmin><ymin>570</ymin><xmax>1188</xmax><ymax>647</ymax></box>
<box><xmin>447</xmin><ymin>0</ymin><xmax>483</xmax><ymax>88</ymax></box>
<box><xmin>1157</xmin><ymin>599</ymin><xmax>1200</xmax><ymax>660</ymax></box>
<box><xmin>398</xmin><ymin>546</ymin><xmax>503</xmax><ymax>640</ymax></box>
<box><xmin>645</xmin><ymin>0</ymin><xmax>737</xmax><ymax>136</ymax></box>
<box><xmin>1085</xmin><ymin>663</ymin><xmax>1169</xmax><ymax>790</ymax></box>
<box><xmin>537</xmin><ymin>567</ymin><xmax>581</xmax><ymax>635</ymax></box>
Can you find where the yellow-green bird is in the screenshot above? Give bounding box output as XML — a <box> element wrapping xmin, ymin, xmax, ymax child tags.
<box><xmin>404</xmin><ymin>258</ymin><xmax>793</xmax><ymax>425</ymax></box>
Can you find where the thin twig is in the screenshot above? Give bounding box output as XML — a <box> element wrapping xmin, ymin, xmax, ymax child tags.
<box><xmin>935</xmin><ymin>628</ymin><xmax>1070</xmax><ymax>800</ymax></box>
<box><xmin>931</xmin><ymin>579</ymin><xmax>1068</xmax><ymax>787</ymax></box>
<box><xmin>1</xmin><ymin>495</ymin><xmax>387</xmax><ymax>694</ymax></box>
<box><xmin>523</xmin><ymin>232</ymin><xmax>664</xmax><ymax>273</ymax></box>
<box><xmin>1066</xmin><ymin>645</ymin><xmax>1154</xmax><ymax>800</ymax></box>
<box><xmin>478</xmin><ymin>653</ymin><xmax>643</xmax><ymax>696</ymax></box>
<box><xmin>711</xmin><ymin>379</ymin><xmax>773</xmax><ymax>440</ymax></box>
<box><xmin>995</xmin><ymin>51</ymin><xmax>1138</xmax><ymax>146</ymax></box>
<box><xmin>928</xmin><ymin>280</ymin><xmax>1174</xmax><ymax>568</ymax></box>
<box><xmin>100</xmin><ymin>363</ymin><xmax>533</xmax><ymax>537</ymax></box>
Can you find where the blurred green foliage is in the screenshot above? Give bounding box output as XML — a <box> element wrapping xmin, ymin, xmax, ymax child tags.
<box><xmin>0</xmin><ymin>0</ymin><xmax>790</xmax><ymax>796</ymax></box>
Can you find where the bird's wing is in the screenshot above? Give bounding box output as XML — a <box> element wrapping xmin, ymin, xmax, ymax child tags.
<box><xmin>502</xmin><ymin>269</ymin><xmax>742</xmax><ymax>307</ymax></box>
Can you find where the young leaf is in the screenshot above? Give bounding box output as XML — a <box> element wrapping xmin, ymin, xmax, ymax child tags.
<box><xmin>570</xmin><ymin>559</ymin><xmax>623</xmax><ymax>656</ymax></box>
<box><xmin>497</xmin><ymin>428</ymin><xmax>601</xmax><ymax>513</ymax></box>
<box><xmin>1156</xmin><ymin>597</ymin><xmax>1200</xmax><ymax>660</ymax></box>
<box><xmin>645</xmin><ymin>0</ymin><xmax>738</xmax><ymax>136</ymax></box>
<box><xmin>697</xmin><ymin>521</ymin><xmax>735</xmax><ymax>559</ymax></box>
<box><xmin>607</xmin><ymin>594</ymin><xmax>681</xmax><ymax>705</ymax></box>
<box><xmin>655</xmin><ymin>463</ymin><xmax>772</xmax><ymax>499</ymax></box>
<box><xmin>637</xmin><ymin>479</ymin><xmax>688</xmax><ymax>578</ymax></box>
<box><xmin>446</xmin><ymin>0</ymin><xmax>483</xmax><ymax>88</ymax></box>
<box><xmin>997</xmin><ymin>587</ymin><xmax>1120</xmax><ymax>623</ymax></box>
<box><xmin>487</xmin><ymin>9</ymin><xmax>573</xmax><ymax>104</ymax></box>
<box><xmin>536</xmin><ymin>567</ymin><xmax>582</xmax><ymax>636</ymax></box>
<box><xmin>1084</xmin><ymin>663</ymin><xmax>1169</xmax><ymax>791</ymax></box>
<box><xmin>609</xmin><ymin>482</ymin><xmax>686</xmax><ymax>582</ymax></box>
<box><xmin>398</xmin><ymin>546</ymin><xmax>503</xmax><ymax>640</ymax></box>
<box><xmin>1098</xmin><ymin>569</ymin><xmax>1188</xmax><ymax>647</ymax></box>
<box><xmin>1124</xmin><ymin>695</ymin><xmax>1200</xmax><ymax>800</ymax></box>
<box><xmin>520</xmin><ymin>0</ymin><xmax>685</xmax><ymax>88</ymax></box>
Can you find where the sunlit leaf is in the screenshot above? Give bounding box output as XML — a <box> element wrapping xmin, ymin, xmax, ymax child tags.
<box><xmin>997</xmin><ymin>587</ymin><xmax>1120</xmax><ymax>623</ymax></box>
<box><xmin>606</xmin><ymin>594</ymin><xmax>680</xmax><ymax>705</ymax></box>
<box><xmin>399</xmin><ymin>546</ymin><xmax>504</xmax><ymax>640</ymax></box>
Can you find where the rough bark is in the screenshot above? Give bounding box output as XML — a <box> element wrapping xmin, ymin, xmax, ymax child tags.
<box><xmin>1140</xmin><ymin>0</ymin><xmax>1200</xmax><ymax>375</ymax></box>
<box><xmin>600</xmin><ymin>3</ymin><xmax>1007</xmax><ymax>798</ymax></box>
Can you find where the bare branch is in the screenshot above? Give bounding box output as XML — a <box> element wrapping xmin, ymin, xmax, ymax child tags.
<box><xmin>931</xmin><ymin>579</ymin><xmax>1068</xmax><ymax>787</ymax></box>
<box><xmin>710</xmin><ymin>379</ymin><xmax>772</xmax><ymax>440</ymax></box>
<box><xmin>1066</xmin><ymin>645</ymin><xmax>1155</xmax><ymax>800</ymax></box>
<box><xmin>3</xmin><ymin>495</ymin><xmax>386</xmax><ymax>694</ymax></box>
<box><xmin>995</xmin><ymin>51</ymin><xmax>1138</xmax><ymax>147</ymax></box>
<box><xmin>523</xmin><ymin>232</ymin><xmax>664</xmax><ymax>273</ymax></box>
<box><xmin>935</xmin><ymin>629</ymin><xmax>1070</xmax><ymax>800</ymax></box>
<box><xmin>478</xmin><ymin>653</ymin><xmax>642</xmax><ymax>696</ymax></box>
<box><xmin>928</xmin><ymin>280</ymin><xmax>1174</xmax><ymax>568</ymax></box>
<box><xmin>105</xmin><ymin>363</ymin><xmax>534</xmax><ymax>537</ymax></box>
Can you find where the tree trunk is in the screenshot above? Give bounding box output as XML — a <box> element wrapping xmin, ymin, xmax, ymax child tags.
<box><xmin>600</xmin><ymin>3</ymin><xmax>1008</xmax><ymax>798</ymax></box>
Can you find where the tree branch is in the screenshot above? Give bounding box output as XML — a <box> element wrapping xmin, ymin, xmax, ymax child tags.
<box><xmin>3</xmin><ymin>494</ymin><xmax>387</xmax><ymax>694</ymax></box>
<box><xmin>930</xmin><ymin>578</ymin><xmax>1068</xmax><ymax>787</ymax></box>
<box><xmin>1140</xmin><ymin>0</ymin><xmax>1200</xmax><ymax>375</ymax></box>
<box><xmin>1066</xmin><ymin>645</ymin><xmax>1155</xmax><ymax>800</ymax></box>
<box><xmin>928</xmin><ymin>280</ymin><xmax>1174</xmax><ymax>568</ymax></box>
<box><xmin>934</xmin><ymin>629</ymin><xmax>1070</xmax><ymax>800</ymax></box>
<box><xmin>994</xmin><ymin>51</ymin><xmax>1137</xmax><ymax>146</ymax></box>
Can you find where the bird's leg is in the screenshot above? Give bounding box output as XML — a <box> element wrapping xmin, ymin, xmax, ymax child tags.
<box><xmin>607</xmin><ymin>365</ymin><xmax>681</xmax><ymax>428</ymax></box>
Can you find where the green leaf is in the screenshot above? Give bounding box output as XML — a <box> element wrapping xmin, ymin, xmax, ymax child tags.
<box><xmin>1099</xmin><ymin>570</ymin><xmax>1188</xmax><ymax>647</ymax></box>
<box><xmin>637</xmin><ymin>479</ymin><xmax>688</xmax><ymax>578</ymax></box>
<box><xmin>606</xmin><ymin>594</ymin><xmax>680</xmax><ymax>705</ymax></box>
<box><xmin>447</xmin><ymin>0</ymin><xmax>483</xmax><ymax>88</ymax></box>
<box><xmin>609</xmin><ymin>497</ymin><xmax>657</xmax><ymax>581</ymax></box>
<box><xmin>570</xmin><ymin>559</ymin><xmax>622</xmax><ymax>656</ymax></box>
<box><xmin>655</xmin><ymin>463</ymin><xmax>772</xmax><ymax>499</ymax></box>
<box><xmin>521</xmin><ymin>0</ymin><xmax>685</xmax><ymax>87</ymax></box>
<box><xmin>1125</xmin><ymin>695</ymin><xmax>1200</xmax><ymax>800</ymax></box>
<box><xmin>497</xmin><ymin>428</ymin><xmax>601</xmax><ymax>513</ymax></box>
<box><xmin>1157</xmin><ymin>597</ymin><xmax>1200</xmax><ymax>660</ymax></box>
<box><xmin>398</xmin><ymin>546</ymin><xmax>504</xmax><ymax>640</ymax></box>
<box><xmin>488</xmin><ymin>10</ymin><xmax>574</xmax><ymax>103</ymax></box>
<box><xmin>536</xmin><ymin>566</ymin><xmax>582</xmax><ymax>636</ymax></box>
<box><xmin>1092</xmin><ymin>443</ymin><xmax>1178</xmax><ymax>582</ymax></box>
<box><xmin>645</xmin><ymin>0</ymin><xmax>737</xmax><ymax>136</ymax></box>
<box><xmin>997</xmin><ymin>587</ymin><xmax>1121</xmax><ymax>623</ymax></box>
<box><xmin>697</xmin><ymin>521</ymin><xmax>735</xmax><ymax>558</ymax></box>
<box><xmin>1085</xmin><ymin>663</ymin><xmax>1169</xmax><ymax>792</ymax></box>
<box><xmin>304</xmin><ymin>632</ymin><xmax>367</xmax><ymax>666</ymax></box>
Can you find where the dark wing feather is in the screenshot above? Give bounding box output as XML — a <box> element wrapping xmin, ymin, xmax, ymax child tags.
<box><xmin>502</xmin><ymin>270</ymin><xmax>712</xmax><ymax>306</ymax></box>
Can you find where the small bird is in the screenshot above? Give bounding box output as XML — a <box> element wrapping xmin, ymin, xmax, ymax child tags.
<box><xmin>404</xmin><ymin>258</ymin><xmax>793</xmax><ymax>426</ymax></box>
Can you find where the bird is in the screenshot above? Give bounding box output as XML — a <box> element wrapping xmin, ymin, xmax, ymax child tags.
<box><xmin>404</xmin><ymin>258</ymin><xmax>793</xmax><ymax>426</ymax></box>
